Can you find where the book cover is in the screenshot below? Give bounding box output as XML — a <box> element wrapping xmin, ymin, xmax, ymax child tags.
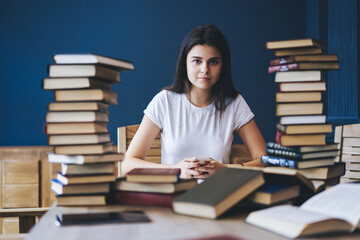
<box><xmin>279</xmin><ymin>115</ymin><xmax>327</xmax><ymax>125</ymax></box>
<box><xmin>266</xmin><ymin>142</ymin><xmax>339</xmax><ymax>153</ymax></box>
<box><xmin>275</xmin><ymin>92</ymin><xmax>322</xmax><ymax>103</ymax></box>
<box><xmin>126</xmin><ymin>168</ymin><xmax>181</xmax><ymax>183</ymax></box>
<box><xmin>261</xmin><ymin>155</ymin><xmax>335</xmax><ymax>169</ymax></box>
<box><xmin>56</xmin><ymin>172</ymin><xmax>116</xmax><ymax>185</ymax></box>
<box><xmin>172</xmin><ymin>168</ymin><xmax>264</xmax><ymax>219</ymax></box>
<box><xmin>276</xmin><ymin>123</ymin><xmax>332</xmax><ymax>135</ymax></box>
<box><xmin>274</xmin><ymin>47</ymin><xmax>323</xmax><ymax>57</ymax></box>
<box><xmin>274</xmin><ymin>70</ymin><xmax>322</xmax><ymax>82</ymax></box>
<box><xmin>48</xmin><ymin>153</ymin><xmax>123</xmax><ymax>165</ymax></box>
<box><xmin>109</xmin><ymin>191</ymin><xmax>179</xmax><ymax>207</ymax></box>
<box><xmin>266</xmin><ymin>148</ymin><xmax>338</xmax><ymax>160</ymax></box>
<box><xmin>279</xmin><ymin>82</ymin><xmax>326</xmax><ymax>92</ymax></box>
<box><xmin>54</xmin><ymin>142</ymin><xmax>114</xmax><ymax>155</ymax></box>
<box><xmin>46</xmin><ymin>111</ymin><xmax>109</xmax><ymax>123</ymax></box>
<box><xmin>48</xmin><ymin>101</ymin><xmax>109</xmax><ymax>112</ymax></box>
<box><xmin>276</xmin><ymin>103</ymin><xmax>323</xmax><ymax>116</ymax></box>
<box><xmin>42</xmin><ymin>77</ymin><xmax>111</xmax><ymax>90</ymax></box>
<box><xmin>53</xmin><ymin>54</ymin><xmax>135</xmax><ymax>71</ymax></box>
<box><xmin>246</xmin><ymin>184</ymin><xmax>300</xmax><ymax>205</ymax></box>
<box><xmin>56</xmin><ymin>194</ymin><xmax>107</xmax><ymax>206</ymax></box>
<box><xmin>54</xmin><ymin>89</ymin><xmax>118</xmax><ymax>105</ymax></box>
<box><xmin>45</xmin><ymin>122</ymin><xmax>109</xmax><ymax>135</ymax></box>
<box><xmin>246</xmin><ymin>184</ymin><xmax>360</xmax><ymax>238</ymax></box>
<box><xmin>48</xmin><ymin>133</ymin><xmax>110</xmax><ymax>145</ymax></box>
<box><xmin>275</xmin><ymin>131</ymin><xmax>326</xmax><ymax>146</ymax></box>
<box><xmin>51</xmin><ymin>179</ymin><xmax>110</xmax><ymax>195</ymax></box>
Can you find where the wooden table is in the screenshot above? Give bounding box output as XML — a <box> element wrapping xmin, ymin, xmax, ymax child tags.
<box><xmin>27</xmin><ymin>204</ymin><xmax>360</xmax><ymax>240</ymax></box>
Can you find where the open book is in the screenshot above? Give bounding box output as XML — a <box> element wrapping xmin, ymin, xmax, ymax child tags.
<box><xmin>246</xmin><ymin>183</ymin><xmax>360</xmax><ymax>238</ymax></box>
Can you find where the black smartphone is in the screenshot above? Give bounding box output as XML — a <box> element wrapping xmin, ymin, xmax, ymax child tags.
<box><xmin>55</xmin><ymin>210</ymin><xmax>151</xmax><ymax>226</ymax></box>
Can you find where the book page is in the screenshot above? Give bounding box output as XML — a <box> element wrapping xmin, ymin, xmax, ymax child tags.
<box><xmin>300</xmin><ymin>183</ymin><xmax>360</xmax><ymax>227</ymax></box>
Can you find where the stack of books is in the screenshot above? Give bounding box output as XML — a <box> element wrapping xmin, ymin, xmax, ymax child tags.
<box><xmin>335</xmin><ymin>123</ymin><xmax>360</xmax><ymax>183</ymax></box>
<box><xmin>109</xmin><ymin>168</ymin><xmax>197</xmax><ymax>207</ymax></box>
<box><xmin>262</xmin><ymin>38</ymin><xmax>344</xmax><ymax>189</ymax></box>
<box><xmin>43</xmin><ymin>54</ymin><xmax>134</xmax><ymax>206</ymax></box>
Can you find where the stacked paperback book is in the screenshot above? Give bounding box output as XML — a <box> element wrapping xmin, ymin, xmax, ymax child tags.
<box><xmin>335</xmin><ymin>123</ymin><xmax>360</xmax><ymax>182</ymax></box>
<box><xmin>262</xmin><ymin>38</ymin><xmax>344</xmax><ymax>189</ymax></box>
<box><xmin>110</xmin><ymin>168</ymin><xmax>197</xmax><ymax>207</ymax></box>
<box><xmin>43</xmin><ymin>54</ymin><xmax>134</xmax><ymax>206</ymax></box>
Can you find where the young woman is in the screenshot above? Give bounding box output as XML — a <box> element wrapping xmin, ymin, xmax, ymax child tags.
<box><xmin>122</xmin><ymin>24</ymin><xmax>266</xmax><ymax>179</ymax></box>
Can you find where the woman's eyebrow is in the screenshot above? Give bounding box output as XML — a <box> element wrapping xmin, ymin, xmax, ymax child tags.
<box><xmin>190</xmin><ymin>56</ymin><xmax>221</xmax><ymax>60</ymax></box>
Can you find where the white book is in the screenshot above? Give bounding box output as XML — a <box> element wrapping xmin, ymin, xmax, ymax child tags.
<box><xmin>246</xmin><ymin>183</ymin><xmax>360</xmax><ymax>238</ymax></box>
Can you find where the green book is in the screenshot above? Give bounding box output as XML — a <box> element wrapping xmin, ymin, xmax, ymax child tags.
<box><xmin>172</xmin><ymin>168</ymin><xmax>264</xmax><ymax>219</ymax></box>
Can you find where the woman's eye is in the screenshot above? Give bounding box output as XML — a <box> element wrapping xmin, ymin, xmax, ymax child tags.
<box><xmin>193</xmin><ymin>59</ymin><xmax>201</xmax><ymax>64</ymax></box>
<box><xmin>210</xmin><ymin>60</ymin><xmax>219</xmax><ymax>65</ymax></box>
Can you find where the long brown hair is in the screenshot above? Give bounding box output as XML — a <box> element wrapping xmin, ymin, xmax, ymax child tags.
<box><xmin>165</xmin><ymin>24</ymin><xmax>239</xmax><ymax>113</ymax></box>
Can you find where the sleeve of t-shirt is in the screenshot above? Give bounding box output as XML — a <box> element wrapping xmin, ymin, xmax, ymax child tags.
<box><xmin>143</xmin><ymin>91</ymin><xmax>166</xmax><ymax>130</ymax></box>
<box><xmin>233</xmin><ymin>94</ymin><xmax>255</xmax><ymax>131</ymax></box>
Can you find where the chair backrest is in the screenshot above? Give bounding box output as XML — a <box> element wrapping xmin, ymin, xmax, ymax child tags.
<box><xmin>117</xmin><ymin>124</ymin><xmax>161</xmax><ymax>164</ymax></box>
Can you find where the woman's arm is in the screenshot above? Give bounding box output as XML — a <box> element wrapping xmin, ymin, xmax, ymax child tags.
<box><xmin>237</xmin><ymin>118</ymin><xmax>266</xmax><ymax>167</ymax></box>
<box><xmin>121</xmin><ymin>115</ymin><xmax>200</xmax><ymax>177</ymax></box>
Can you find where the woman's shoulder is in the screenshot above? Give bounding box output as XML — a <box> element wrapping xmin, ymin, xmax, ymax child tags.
<box><xmin>151</xmin><ymin>90</ymin><xmax>183</xmax><ymax>104</ymax></box>
<box><xmin>226</xmin><ymin>93</ymin><xmax>245</xmax><ymax>106</ymax></box>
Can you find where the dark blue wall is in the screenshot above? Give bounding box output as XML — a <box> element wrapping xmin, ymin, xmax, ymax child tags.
<box><xmin>0</xmin><ymin>0</ymin><xmax>306</xmax><ymax>146</ymax></box>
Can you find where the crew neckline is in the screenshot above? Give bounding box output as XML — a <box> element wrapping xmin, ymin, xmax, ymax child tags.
<box><xmin>182</xmin><ymin>94</ymin><xmax>216</xmax><ymax>113</ymax></box>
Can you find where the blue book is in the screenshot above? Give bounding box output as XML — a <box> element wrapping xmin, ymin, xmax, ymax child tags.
<box><xmin>261</xmin><ymin>155</ymin><xmax>335</xmax><ymax>169</ymax></box>
<box><xmin>265</xmin><ymin>148</ymin><xmax>338</xmax><ymax>160</ymax></box>
<box><xmin>266</xmin><ymin>142</ymin><xmax>339</xmax><ymax>153</ymax></box>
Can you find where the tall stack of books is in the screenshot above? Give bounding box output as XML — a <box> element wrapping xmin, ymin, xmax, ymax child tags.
<box><xmin>109</xmin><ymin>168</ymin><xmax>197</xmax><ymax>207</ymax></box>
<box><xmin>262</xmin><ymin>38</ymin><xmax>344</xmax><ymax>189</ymax></box>
<box><xmin>42</xmin><ymin>54</ymin><xmax>134</xmax><ymax>206</ymax></box>
<box><xmin>335</xmin><ymin>123</ymin><xmax>360</xmax><ymax>183</ymax></box>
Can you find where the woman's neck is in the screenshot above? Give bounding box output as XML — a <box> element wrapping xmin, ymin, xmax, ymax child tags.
<box><xmin>187</xmin><ymin>88</ymin><xmax>214</xmax><ymax>108</ymax></box>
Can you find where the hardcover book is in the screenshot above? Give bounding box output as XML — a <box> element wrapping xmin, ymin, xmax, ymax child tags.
<box><xmin>54</xmin><ymin>142</ymin><xmax>114</xmax><ymax>155</ymax></box>
<box><xmin>48</xmin><ymin>64</ymin><xmax>120</xmax><ymax>83</ymax></box>
<box><xmin>56</xmin><ymin>194</ymin><xmax>107</xmax><ymax>206</ymax></box>
<box><xmin>126</xmin><ymin>168</ymin><xmax>181</xmax><ymax>183</ymax></box>
<box><xmin>53</xmin><ymin>54</ymin><xmax>135</xmax><ymax>71</ymax></box>
<box><xmin>265</xmin><ymin>148</ymin><xmax>338</xmax><ymax>160</ymax></box>
<box><xmin>279</xmin><ymin>115</ymin><xmax>327</xmax><ymax>125</ymax></box>
<box><xmin>48</xmin><ymin>102</ymin><xmax>109</xmax><ymax>112</ymax></box>
<box><xmin>275</xmin><ymin>131</ymin><xmax>326</xmax><ymax>146</ymax></box>
<box><xmin>51</xmin><ymin>179</ymin><xmax>110</xmax><ymax>195</ymax></box>
<box><xmin>172</xmin><ymin>168</ymin><xmax>264</xmax><ymax>219</ymax></box>
<box><xmin>279</xmin><ymin>82</ymin><xmax>326</xmax><ymax>92</ymax></box>
<box><xmin>276</xmin><ymin>92</ymin><xmax>322</xmax><ymax>103</ymax></box>
<box><xmin>276</xmin><ymin>103</ymin><xmax>323</xmax><ymax>116</ymax></box>
<box><xmin>56</xmin><ymin>172</ymin><xmax>116</xmax><ymax>185</ymax></box>
<box><xmin>266</xmin><ymin>142</ymin><xmax>339</xmax><ymax>153</ymax></box>
<box><xmin>45</xmin><ymin>122</ymin><xmax>108</xmax><ymax>135</ymax></box>
<box><xmin>275</xmin><ymin>70</ymin><xmax>322</xmax><ymax>82</ymax></box>
<box><xmin>297</xmin><ymin>163</ymin><xmax>345</xmax><ymax>180</ymax></box>
<box><xmin>114</xmin><ymin>178</ymin><xmax>197</xmax><ymax>194</ymax></box>
<box><xmin>42</xmin><ymin>77</ymin><xmax>111</xmax><ymax>90</ymax></box>
<box><xmin>61</xmin><ymin>162</ymin><xmax>115</xmax><ymax>175</ymax></box>
<box><xmin>48</xmin><ymin>153</ymin><xmax>123</xmax><ymax>165</ymax></box>
<box><xmin>261</xmin><ymin>155</ymin><xmax>335</xmax><ymax>169</ymax></box>
<box><xmin>109</xmin><ymin>191</ymin><xmax>179</xmax><ymax>207</ymax></box>
<box><xmin>266</xmin><ymin>38</ymin><xmax>324</xmax><ymax>50</ymax></box>
<box><xmin>246</xmin><ymin>184</ymin><xmax>300</xmax><ymax>206</ymax></box>
<box><xmin>270</xmin><ymin>54</ymin><xmax>338</xmax><ymax>65</ymax></box>
<box><xmin>268</xmin><ymin>62</ymin><xmax>339</xmax><ymax>73</ymax></box>
<box><xmin>46</xmin><ymin>111</ymin><xmax>109</xmax><ymax>123</ymax></box>
<box><xmin>54</xmin><ymin>89</ymin><xmax>118</xmax><ymax>105</ymax></box>
<box><xmin>276</xmin><ymin>123</ymin><xmax>332</xmax><ymax>135</ymax></box>
<box><xmin>274</xmin><ymin>47</ymin><xmax>323</xmax><ymax>57</ymax></box>
<box><xmin>246</xmin><ymin>183</ymin><xmax>360</xmax><ymax>238</ymax></box>
<box><xmin>48</xmin><ymin>133</ymin><xmax>110</xmax><ymax>145</ymax></box>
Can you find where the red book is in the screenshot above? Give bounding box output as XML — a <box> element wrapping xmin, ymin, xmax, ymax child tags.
<box><xmin>109</xmin><ymin>191</ymin><xmax>179</xmax><ymax>207</ymax></box>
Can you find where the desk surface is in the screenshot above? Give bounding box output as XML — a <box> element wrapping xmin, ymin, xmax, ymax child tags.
<box><xmin>27</xmin><ymin>204</ymin><xmax>360</xmax><ymax>240</ymax></box>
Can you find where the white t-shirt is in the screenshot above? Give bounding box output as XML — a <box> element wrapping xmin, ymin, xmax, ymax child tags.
<box><xmin>144</xmin><ymin>90</ymin><xmax>254</xmax><ymax>164</ymax></box>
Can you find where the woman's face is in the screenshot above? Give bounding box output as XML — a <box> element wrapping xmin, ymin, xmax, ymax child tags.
<box><xmin>186</xmin><ymin>44</ymin><xmax>222</xmax><ymax>92</ymax></box>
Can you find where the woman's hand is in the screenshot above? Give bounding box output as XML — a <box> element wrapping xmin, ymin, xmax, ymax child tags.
<box><xmin>194</xmin><ymin>159</ymin><xmax>225</xmax><ymax>179</ymax></box>
<box><xmin>175</xmin><ymin>158</ymin><xmax>203</xmax><ymax>179</ymax></box>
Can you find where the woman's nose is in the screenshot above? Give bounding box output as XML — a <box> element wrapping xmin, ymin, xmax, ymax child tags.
<box><xmin>201</xmin><ymin>63</ymin><xmax>209</xmax><ymax>73</ymax></box>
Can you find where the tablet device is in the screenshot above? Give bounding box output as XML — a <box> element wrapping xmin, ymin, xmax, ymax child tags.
<box><xmin>55</xmin><ymin>210</ymin><xmax>151</xmax><ymax>226</ymax></box>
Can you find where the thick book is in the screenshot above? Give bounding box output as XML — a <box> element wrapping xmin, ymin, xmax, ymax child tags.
<box><xmin>274</xmin><ymin>47</ymin><xmax>323</xmax><ymax>57</ymax></box>
<box><xmin>275</xmin><ymin>70</ymin><xmax>322</xmax><ymax>82</ymax></box>
<box><xmin>268</xmin><ymin>62</ymin><xmax>339</xmax><ymax>73</ymax></box>
<box><xmin>279</xmin><ymin>115</ymin><xmax>327</xmax><ymax>125</ymax></box>
<box><xmin>342</xmin><ymin>154</ymin><xmax>360</xmax><ymax>163</ymax></box>
<box><xmin>48</xmin><ymin>153</ymin><xmax>123</xmax><ymax>165</ymax></box>
<box><xmin>109</xmin><ymin>191</ymin><xmax>179</xmax><ymax>207</ymax></box>
<box><xmin>276</xmin><ymin>92</ymin><xmax>322</xmax><ymax>103</ymax></box>
<box><xmin>56</xmin><ymin>172</ymin><xmax>116</xmax><ymax>185</ymax></box>
<box><xmin>276</xmin><ymin>131</ymin><xmax>326</xmax><ymax>146</ymax></box>
<box><xmin>54</xmin><ymin>142</ymin><xmax>114</xmax><ymax>155</ymax></box>
<box><xmin>276</xmin><ymin>103</ymin><xmax>323</xmax><ymax>116</ymax></box>
<box><xmin>56</xmin><ymin>194</ymin><xmax>107</xmax><ymax>206</ymax></box>
<box><xmin>261</xmin><ymin>155</ymin><xmax>335</xmax><ymax>169</ymax></box>
<box><xmin>114</xmin><ymin>178</ymin><xmax>197</xmax><ymax>194</ymax></box>
<box><xmin>345</xmin><ymin>162</ymin><xmax>360</xmax><ymax>171</ymax></box>
<box><xmin>53</xmin><ymin>54</ymin><xmax>135</xmax><ymax>71</ymax></box>
<box><xmin>297</xmin><ymin>163</ymin><xmax>345</xmax><ymax>180</ymax></box>
<box><xmin>126</xmin><ymin>168</ymin><xmax>181</xmax><ymax>183</ymax></box>
<box><xmin>276</xmin><ymin>123</ymin><xmax>332</xmax><ymax>134</ymax></box>
<box><xmin>266</xmin><ymin>142</ymin><xmax>339</xmax><ymax>153</ymax></box>
<box><xmin>42</xmin><ymin>77</ymin><xmax>111</xmax><ymax>90</ymax></box>
<box><xmin>266</xmin><ymin>38</ymin><xmax>323</xmax><ymax>49</ymax></box>
<box><xmin>246</xmin><ymin>183</ymin><xmax>360</xmax><ymax>238</ymax></box>
<box><xmin>46</xmin><ymin>111</ymin><xmax>109</xmax><ymax>123</ymax></box>
<box><xmin>48</xmin><ymin>102</ymin><xmax>108</xmax><ymax>112</ymax></box>
<box><xmin>342</xmin><ymin>138</ymin><xmax>360</xmax><ymax>147</ymax></box>
<box><xmin>45</xmin><ymin>122</ymin><xmax>108</xmax><ymax>135</ymax></box>
<box><xmin>48</xmin><ymin>133</ymin><xmax>110</xmax><ymax>145</ymax></box>
<box><xmin>246</xmin><ymin>184</ymin><xmax>300</xmax><ymax>205</ymax></box>
<box><xmin>266</xmin><ymin>148</ymin><xmax>338</xmax><ymax>160</ymax></box>
<box><xmin>342</xmin><ymin>146</ymin><xmax>360</xmax><ymax>155</ymax></box>
<box><xmin>48</xmin><ymin>64</ymin><xmax>120</xmax><ymax>83</ymax></box>
<box><xmin>54</xmin><ymin>89</ymin><xmax>118</xmax><ymax>105</ymax></box>
<box><xmin>61</xmin><ymin>162</ymin><xmax>115</xmax><ymax>175</ymax></box>
<box><xmin>172</xmin><ymin>168</ymin><xmax>264</xmax><ymax>219</ymax></box>
<box><xmin>343</xmin><ymin>170</ymin><xmax>360</xmax><ymax>179</ymax></box>
<box><xmin>279</xmin><ymin>82</ymin><xmax>326</xmax><ymax>92</ymax></box>
<box><xmin>334</xmin><ymin>123</ymin><xmax>360</xmax><ymax>139</ymax></box>
<box><xmin>51</xmin><ymin>179</ymin><xmax>110</xmax><ymax>195</ymax></box>
<box><xmin>270</xmin><ymin>54</ymin><xmax>339</xmax><ymax>65</ymax></box>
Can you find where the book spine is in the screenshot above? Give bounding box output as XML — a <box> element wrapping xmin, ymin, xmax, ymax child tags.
<box><xmin>270</xmin><ymin>56</ymin><xmax>295</xmax><ymax>66</ymax></box>
<box><xmin>261</xmin><ymin>155</ymin><xmax>298</xmax><ymax>169</ymax></box>
<box><xmin>266</xmin><ymin>142</ymin><xmax>298</xmax><ymax>152</ymax></box>
<box><xmin>109</xmin><ymin>191</ymin><xmax>173</xmax><ymax>207</ymax></box>
<box><xmin>268</xmin><ymin>63</ymin><xmax>300</xmax><ymax>74</ymax></box>
<box><xmin>266</xmin><ymin>149</ymin><xmax>302</xmax><ymax>159</ymax></box>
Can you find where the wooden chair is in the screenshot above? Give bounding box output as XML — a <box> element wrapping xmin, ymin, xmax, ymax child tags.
<box><xmin>0</xmin><ymin>146</ymin><xmax>59</xmax><ymax>234</ymax></box>
<box><xmin>117</xmin><ymin>124</ymin><xmax>252</xmax><ymax>171</ymax></box>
